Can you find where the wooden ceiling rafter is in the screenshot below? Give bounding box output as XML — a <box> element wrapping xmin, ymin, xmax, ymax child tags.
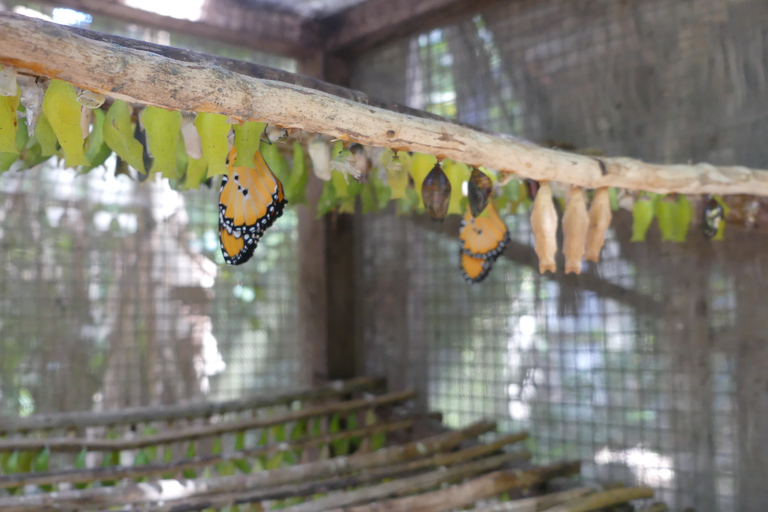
<box><xmin>30</xmin><ymin>0</ymin><xmax>324</xmax><ymax>58</ymax></box>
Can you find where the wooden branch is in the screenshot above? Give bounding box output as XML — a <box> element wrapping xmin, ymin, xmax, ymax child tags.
<box><xmin>0</xmin><ymin>419</ymin><xmax>414</xmax><ymax>490</ymax></box>
<box><xmin>32</xmin><ymin>0</ymin><xmax>322</xmax><ymax>58</ymax></box>
<box><xmin>545</xmin><ymin>486</ymin><xmax>654</xmax><ymax>512</ymax></box>
<box><xmin>2</xmin><ymin>12</ymin><xmax>767</xmax><ymax>197</ymax></box>
<box><xmin>279</xmin><ymin>453</ymin><xmax>533</xmax><ymax>512</ymax></box>
<box><xmin>0</xmin><ymin>376</ymin><xmax>383</xmax><ymax>434</ymax></box>
<box><xmin>155</xmin><ymin>449</ymin><xmax>530</xmax><ymax>512</ymax></box>
<box><xmin>470</xmin><ymin>487</ymin><xmax>595</xmax><ymax>512</ymax></box>
<box><xmin>0</xmin><ymin>389</ymin><xmax>415</xmax><ymax>452</ymax></box>
<box><xmin>323</xmin><ymin>461</ymin><xmax>582</xmax><ymax>512</ymax></box>
<box><xmin>0</xmin><ymin>420</ymin><xmax>496</xmax><ymax>511</ymax></box>
<box><xmin>324</xmin><ymin>0</ymin><xmax>505</xmax><ymax>55</ymax></box>
<box><xmin>635</xmin><ymin>503</ymin><xmax>668</xmax><ymax>512</ymax></box>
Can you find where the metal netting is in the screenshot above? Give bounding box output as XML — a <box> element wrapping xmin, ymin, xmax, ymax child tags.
<box><xmin>351</xmin><ymin>1</ymin><xmax>768</xmax><ymax>511</ymax></box>
<box><xmin>0</xmin><ymin>159</ymin><xmax>302</xmax><ymax>414</ymax></box>
<box><xmin>0</xmin><ymin>2</ymin><xmax>303</xmax><ymax>415</ymax></box>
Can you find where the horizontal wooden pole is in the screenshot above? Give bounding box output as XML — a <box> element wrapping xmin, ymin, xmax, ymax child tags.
<box><xmin>1</xmin><ymin>12</ymin><xmax>765</xmax><ymax>196</ymax></box>
<box><xmin>0</xmin><ymin>377</ymin><xmax>383</xmax><ymax>434</ymax></box>
<box><xmin>0</xmin><ymin>390</ymin><xmax>415</xmax><ymax>452</ymax></box>
<box><xmin>0</xmin><ymin>419</ymin><xmax>415</xmax><ymax>490</ymax></box>
<box><xmin>0</xmin><ymin>420</ymin><xmax>496</xmax><ymax>511</ymax></box>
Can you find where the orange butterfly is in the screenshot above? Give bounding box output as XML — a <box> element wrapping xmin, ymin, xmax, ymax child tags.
<box><xmin>219</xmin><ymin>147</ymin><xmax>287</xmax><ymax>265</ymax></box>
<box><xmin>459</xmin><ymin>202</ymin><xmax>509</xmax><ymax>283</ymax></box>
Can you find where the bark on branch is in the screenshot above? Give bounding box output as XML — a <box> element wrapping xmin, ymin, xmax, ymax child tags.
<box><xmin>1</xmin><ymin>12</ymin><xmax>767</xmax><ymax>196</ymax></box>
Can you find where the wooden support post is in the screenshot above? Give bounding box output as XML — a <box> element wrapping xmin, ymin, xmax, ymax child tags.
<box><xmin>297</xmin><ymin>52</ymin><xmax>360</xmax><ymax>384</ymax></box>
<box><xmin>297</xmin><ymin>52</ymin><xmax>329</xmax><ymax>385</ymax></box>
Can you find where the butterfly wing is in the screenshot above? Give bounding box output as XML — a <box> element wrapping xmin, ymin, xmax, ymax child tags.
<box><xmin>459</xmin><ymin>203</ymin><xmax>509</xmax><ymax>283</ymax></box>
<box><xmin>219</xmin><ymin>149</ymin><xmax>287</xmax><ymax>265</ymax></box>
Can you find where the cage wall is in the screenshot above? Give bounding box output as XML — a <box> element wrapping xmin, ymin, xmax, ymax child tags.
<box><xmin>350</xmin><ymin>1</ymin><xmax>768</xmax><ymax>511</ymax></box>
<box><xmin>0</xmin><ymin>2</ymin><xmax>305</xmax><ymax>416</ymax></box>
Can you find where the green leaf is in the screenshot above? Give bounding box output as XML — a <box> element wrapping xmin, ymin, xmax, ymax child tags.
<box><xmin>140</xmin><ymin>106</ymin><xmax>182</xmax><ymax>178</ymax></box>
<box><xmin>184</xmin><ymin>155</ymin><xmax>208</xmax><ymax>189</ymax></box>
<box><xmin>194</xmin><ymin>112</ymin><xmax>230</xmax><ymax>177</ymax></box>
<box><xmin>3</xmin><ymin>450</ymin><xmax>19</xmax><ymax>473</ymax></box>
<box><xmin>408</xmin><ymin>153</ymin><xmax>437</xmax><ymax>208</ymax></box>
<box><xmin>235</xmin><ymin>431</ymin><xmax>246</xmax><ymax>451</ymax></box>
<box><xmin>672</xmin><ymin>195</ymin><xmax>692</xmax><ymax>242</ymax></box>
<box><xmin>329</xmin><ymin>414</ymin><xmax>350</xmax><ymax>456</ymax></box>
<box><xmin>713</xmin><ymin>196</ymin><xmax>729</xmax><ymax>241</ymax></box>
<box><xmin>260</xmin><ymin>140</ymin><xmax>289</xmax><ymax>183</ymax></box>
<box><xmin>0</xmin><ymin>84</ymin><xmax>20</xmax><ymax>154</ymax></box>
<box><xmin>285</xmin><ymin>142</ymin><xmax>308</xmax><ymax>204</ymax></box>
<box><xmin>266</xmin><ymin>452</ymin><xmax>284</xmax><ymax>470</ymax></box>
<box><xmin>655</xmin><ymin>196</ymin><xmax>675</xmax><ymax>241</ymax></box>
<box><xmin>212</xmin><ymin>437</ymin><xmax>223</xmax><ymax>455</ymax></box>
<box><xmin>233</xmin><ymin>122</ymin><xmax>265</xmax><ymax>168</ymax></box>
<box><xmin>74</xmin><ymin>449</ymin><xmax>89</xmax><ymax>489</ymax></box>
<box><xmin>631</xmin><ymin>196</ymin><xmax>654</xmax><ymax>242</ymax></box>
<box><xmin>233</xmin><ymin>458</ymin><xmax>252</xmax><ymax>474</ymax></box>
<box><xmin>34</xmin><ymin>446</ymin><xmax>50</xmax><ymax>472</ymax></box>
<box><xmin>442</xmin><ymin>159</ymin><xmax>471</xmax><ymax>215</ymax></box>
<box><xmin>35</xmin><ymin>111</ymin><xmax>60</xmax><ymax>158</ymax></box>
<box><xmin>41</xmin><ymin>80</ymin><xmax>89</xmax><ymax>167</ymax></box>
<box><xmin>182</xmin><ymin>442</ymin><xmax>197</xmax><ymax>479</ymax></box>
<box><xmin>316</xmin><ymin>179</ymin><xmax>336</xmax><ymax>218</ymax></box>
<box><xmin>35</xmin><ymin>447</ymin><xmax>54</xmax><ymax>492</ymax></box>
<box><xmin>217</xmin><ymin>460</ymin><xmax>236</xmax><ymax>476</ymax></box>
<box><xmin>608</xmin><ymin>187</ymin><xmax>620</xmax><ymax>211</ymax></box>
<box><xmin>133</xmin><ymin>450</ymin><xmax>150</xmax><ymax>465</ymax></box>
<box><xmin>103</xmin><ymin>100</ymin><xmax>145</xmax><ymax>173</ymax></box>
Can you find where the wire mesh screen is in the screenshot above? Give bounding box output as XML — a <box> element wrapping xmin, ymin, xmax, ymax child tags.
<box><xmin>0</xmin><ymin>161</ymin><xmax>302</xmax><ymax>415</ymax></box>
<box><xmin>351</xmin><ymin>1</ymin><xmax>768</xmax><ymax>511</ymax></box>
<box><xmin>0</xmin><ymin>3</ymin><xmax>303</xmax><ymax>416</ymax></box>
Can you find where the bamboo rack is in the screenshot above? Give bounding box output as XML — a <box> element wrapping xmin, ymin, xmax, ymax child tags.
<box><xmin>0</xmin><ymin>379</ymin><xmax>661</xmax><ymax>512</ymax></box>
<box><xmin>1</xmin><ymin>11</ymin><xmax>767</xmax><ymax>197</ymax></box>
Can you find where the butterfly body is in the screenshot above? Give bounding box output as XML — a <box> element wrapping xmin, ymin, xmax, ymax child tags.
<box><xmin>219</xmin><ymin>149</ymin><xmax>286</xmax><ymax>265</ymax></box>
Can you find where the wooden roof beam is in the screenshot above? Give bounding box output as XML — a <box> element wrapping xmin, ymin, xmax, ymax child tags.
<box><xmin>30</xmin><ymin>0</ymin><xmax>323</xmax><ymax>59</ymax></box>
<box><xmin>323</xmin><ymin>0</ymin><xmax>507</xmax><ymax>56</ymax></box>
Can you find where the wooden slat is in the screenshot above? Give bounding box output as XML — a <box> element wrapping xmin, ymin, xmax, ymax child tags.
<box><xmin>0</xmin><ymin>419</ymin><xmax>416</xmax><ymax>489</ymax></box>
<box><xmin>324</xmin><ymin>0</ymin><xmax>507</xmax><ymax>55</ymax></box>
<box><xmin>0</xmin><ymin>420</ymin><xmax>497</xmax><ymax>511</ymax></box>
<box><xmin>0</xmin><ymin>377</ymin><xmax>383</xmax><ymax>434</ymax></box>
<box><xmin>0</xmin><ymin>390</ymin><xmax>415</xmax><ymax>452</ymax></box>
<box><xmin>32</xmin><ymin>0</ymin><xmax>322</xmax><ymax>58</ymax></box>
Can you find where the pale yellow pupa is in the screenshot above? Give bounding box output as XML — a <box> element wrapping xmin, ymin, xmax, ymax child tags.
<box><xmin>585</xmin><ymin>187</ymin><xmax>613</xmax><ymax>262</ymax></box>
<box><xmin>562</xmin><ymin>185</ymin><xmax>589</xmax><ymax>274</ymax></box>
<box><xmin>530</xmin><ymin>181</ymin><xmax>559</xmax><ymax>274</ymax></box>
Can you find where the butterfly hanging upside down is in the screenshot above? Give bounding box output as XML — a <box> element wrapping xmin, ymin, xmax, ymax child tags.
<box><xmin>459</xmin><ymin>202</ymin><xmax>510</xmax><ymax>284</ymax></box>
<box><xmin>219</xmin><ymin>147</ymin><xmax>287</xmax><ymax>265</ymax></box>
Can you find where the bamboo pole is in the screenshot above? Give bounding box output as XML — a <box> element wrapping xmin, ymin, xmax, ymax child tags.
<box><xmin>151</xmin><ymin>447</ymin><xmax>531</xmax><ymax>512</ymax></box>
<box><xmin>1</xmin><ymin>12</ymin><xmax>767</xmax><ymax>196</ymax></box>
<box><xmin>0</xmin><ymin>390</ymin><xmax>414</xmax><ymax>452</ymax></box>
<box><xmin>0</xmin><ymin>377</ymin><xmax>383</xmax><ymax>434</ymax></box>
<box><xmin>320</xmin><ymin>461</ymin><xmax>582</xmax><ymax>512</ymax></box>
<box><xmin>544</xmin><ymin>486</ymin><xmax>655</xmax><ymax>512</ymax></box>
<box><xmin>0</xmin><ymin>420</ymin><xmax>496</xmax><ymax>511</ymax></box>
<box><xmin>470</xmin><ymin>487</ymin><xmax>595</xmax><ymax>512</ymax></box>
<box><xmin>0</xmin><ymin>419</ymin><xmax>415</xmax><ymax>489</ymax></box>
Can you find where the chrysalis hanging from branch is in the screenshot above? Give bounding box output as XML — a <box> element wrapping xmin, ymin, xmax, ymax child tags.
<box><xmin>530</xmin><ymin>180</ymin><xmax>558</xmax><ymax>274</ymax></box>
<box><xmin>421</xmin><ymin>161</ymin><xmax>451</xmax><ymax>221</ymax></box>
<box><xmin>562</xmin><ymin>185</ymin><xmax>588</xmax><ymax>274</ymax></box>
<box><xmin>585</xmin><ymin>187</ymin><xmax>612</xmax><ymax>262</ymax></box>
